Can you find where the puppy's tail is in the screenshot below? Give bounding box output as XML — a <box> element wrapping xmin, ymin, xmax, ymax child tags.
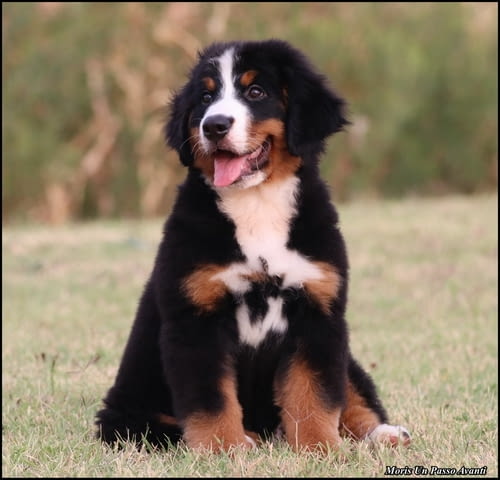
<box><xmin>95</xmin><ymin>406</ymin><xmax>183</xmax><ymax>449</ymax></box>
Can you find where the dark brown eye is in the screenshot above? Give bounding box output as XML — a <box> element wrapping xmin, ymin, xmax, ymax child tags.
<box><xmin>202</xmin><ymin>92</ymin><xmax>213</xmax><ymax>105</ymax></box>
<box><xmin>245</xmin><ymin>85</ymin><xmax>266</xmax><ymax>101</ymax></box>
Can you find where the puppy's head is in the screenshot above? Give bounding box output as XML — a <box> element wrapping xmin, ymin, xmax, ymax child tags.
<box><xmin>166</xmin><ymin>40</ymin><xmax>348</xmax><ymax>189</ymax></box>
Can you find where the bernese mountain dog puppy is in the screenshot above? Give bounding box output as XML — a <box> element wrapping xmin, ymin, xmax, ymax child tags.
<box><xmin>96</xmin><ymin>39</ymin><xmax>411</xmax><ymax>453</ymax></box>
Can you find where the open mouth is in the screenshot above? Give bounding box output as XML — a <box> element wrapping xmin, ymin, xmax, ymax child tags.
<box><xmin>212</xmin><ymin>139</ymin><xmax>270</xmax><ymax>187</ymax></box>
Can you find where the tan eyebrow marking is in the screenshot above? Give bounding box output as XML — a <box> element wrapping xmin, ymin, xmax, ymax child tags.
<box><xmin>202</xmin><ymin>76</ymin><xmax>216</xmax><ymax>91</ymax></box>
<box><xmin>240</xmin><ymin>70</ymin><xmax>258</xmax><ymax>88</ymax></box>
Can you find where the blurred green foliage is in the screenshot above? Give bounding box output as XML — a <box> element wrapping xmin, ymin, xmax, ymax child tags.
<box><xmin>2</xmin><ymin>2</ymin><xmax>497</xmax><ymax>222</ymax></box>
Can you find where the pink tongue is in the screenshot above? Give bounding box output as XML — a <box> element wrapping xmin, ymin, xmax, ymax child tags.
<box><xmin>213</xmin><ymin>153</ymin><xmax>248</xmax><ymax>187</ymax></box>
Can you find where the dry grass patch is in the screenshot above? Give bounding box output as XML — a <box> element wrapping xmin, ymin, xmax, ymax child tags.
<box><xmin>2</xmin><ymin>194</ymin><xmax>497</xmax><ymax>477</ymax></box>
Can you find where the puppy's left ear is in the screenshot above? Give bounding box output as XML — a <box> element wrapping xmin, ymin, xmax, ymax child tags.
<box><xmin>282</xmin><ymin>50</ymin><xmax>349</xmax><ymax>158</ymax></box>
<box><xmin>165</xmin><ymin>85</ymin><xmax>194</xmax><ymax>166</ymax></box>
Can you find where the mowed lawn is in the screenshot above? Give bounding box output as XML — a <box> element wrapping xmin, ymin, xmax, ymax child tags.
<box><xmin>2</xmin><ymin>194</ymin><xmax>498</xmax><ymax>477</ymax></box>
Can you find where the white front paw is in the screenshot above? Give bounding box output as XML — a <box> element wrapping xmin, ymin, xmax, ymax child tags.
<box><xmin>368</xmin><ymin>424</ymin><xmax>411</xmax><ymax>447</ymax></box>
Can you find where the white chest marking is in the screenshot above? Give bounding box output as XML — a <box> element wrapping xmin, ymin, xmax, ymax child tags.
<box><xmin>214</xmin><ymin>176</ymin><xmax>325</xmax><ymax>346</ymax></box>
<box><xmin>216</xmin><ymin>176</ymin><xmax>323</xmax><ymax>289</ymax></box>
<box><xmin>236</xmin><ymin>298</ymin><xmax>287</xmax><ymax>348</ymax></box>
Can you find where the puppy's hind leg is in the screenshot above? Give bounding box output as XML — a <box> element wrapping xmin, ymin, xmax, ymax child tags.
<box><xmin>96</xmin><ymin>281</ymin><xmax>180</xmax><ymax>449</ymax></box>
<box><xmin>340</xmin><ymin>356</ymin><xmax>411</xmax><ymax>447</ymax></box>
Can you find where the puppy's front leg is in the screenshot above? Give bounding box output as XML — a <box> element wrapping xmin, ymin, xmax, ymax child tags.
<box><xmin>182</xmin><ymin>373</ymin><xmax>254</xmax><ymax>452</ymax></box>
<box><xmin>162</xmin><ymin>327</ymin><xmax>252</xmax><ymax>452</ymax></box>
<box><xmin>274</xmin><ymin>353</ymin><xmax>343</xmax><ymax>453</ymax></box>
<box><xmin>162</xmin><ymin>264</ymin><xmax>252</xmax><ymax>452</ymax></box>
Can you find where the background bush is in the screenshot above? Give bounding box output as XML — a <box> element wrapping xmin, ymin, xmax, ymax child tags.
<box><xmin>2</xmin><ymin>2</ymin><xmax>497</xmax><ymax>223</ymax></box>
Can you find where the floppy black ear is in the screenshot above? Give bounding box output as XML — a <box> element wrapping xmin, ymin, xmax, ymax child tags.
<box><xmin>281</xmin><ymin>47</ymin><xmax>348</xmax><ymax>158</ymax></box>
<box><xmin>165</xmin><ymin>84</ymin><xmax>194</xmax><ymax>167</ymax></box>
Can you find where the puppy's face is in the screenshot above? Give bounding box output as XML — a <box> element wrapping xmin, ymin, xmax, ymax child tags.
<box><xmin>190</xmin><ymin>47</ymin><xmax>290</xmax><ymax>189</ymax></box>
<box><xmin>166</xmin><ymin>40</ymin><xmax>348</xmax><ymax>189</ymax></box>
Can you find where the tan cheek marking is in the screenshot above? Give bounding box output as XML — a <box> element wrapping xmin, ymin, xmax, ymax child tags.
<box><xmin>182</xmin><ymin>374</ymin><xmax>249</xmax><ymax>452</ymax></box>
<box><xmin>267</xmin><ymin>149</ymin><xmax>302</xmax><ymax>183</ymax></box>
<box><xmin>251</xmin><ymin>118</ymin><xmax>285</xmax><ymax>143</ymax></box>
<box><xmin>240</xmin><ymin>70</ymin><xmax>258</xmax><ymax>88</ymax></box>
<box><xmin>202</xmin><ymin>76</ymin><xmax>216</xmax><ymax>92</ymax></box>
<box><xmin>339</xmin><ymin>382</ymin><xmax>381</xmax><ymax>440</ymax></box>
<box><xmin>182</xmin><ymin>264</ymin><xmax>228</xmax><ymax>313</ymax></box>
<box><xmin>250</xmin><ymin>119</ymin><xmax>302</xmax><ymax>183</ymax></box>
<box><xmin>274</xmin><ymin>356</ymin><xmax>341</xmax><ymax>452</ymax></box>
<box><xmin>303</xmin><ymin>262</ymin><xmax>342</xmax><ymax>315</ymax></box>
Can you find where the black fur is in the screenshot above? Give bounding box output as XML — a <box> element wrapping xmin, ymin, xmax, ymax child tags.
<box><xmin>96</xmin><ymin>39</ymin><xmax>389</xmax><ymax>449</ymax></box>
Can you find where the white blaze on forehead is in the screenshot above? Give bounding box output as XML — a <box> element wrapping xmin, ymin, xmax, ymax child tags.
<box><xmin>200</xmin><ymin>47</ymin><xmax>250</xmax><ymax>154</ymax></box>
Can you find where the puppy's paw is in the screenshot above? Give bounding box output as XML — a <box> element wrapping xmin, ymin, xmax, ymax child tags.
<box><xmin>368</xmin><ymin>424</ymin><xmax>411</xmax><ymax>447</ymax></box>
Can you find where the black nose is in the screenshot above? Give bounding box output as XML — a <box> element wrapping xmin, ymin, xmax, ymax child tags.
<box><xmin>202</xmin><ymin>115</ymin><xmax>234</xmax><ymax>141</ymax></box>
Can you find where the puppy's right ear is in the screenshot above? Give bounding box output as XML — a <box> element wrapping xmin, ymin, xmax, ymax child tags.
<box><xmin>165</xmin><ymin>85</ymin><xmax>194</xmax><ymax>166</ymax></box>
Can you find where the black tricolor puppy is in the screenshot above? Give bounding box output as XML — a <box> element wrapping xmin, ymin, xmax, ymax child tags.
<box><xmin>96</xmin><ymin>39</ymin><xmax>411</xmax><ymax>452</ymax></box>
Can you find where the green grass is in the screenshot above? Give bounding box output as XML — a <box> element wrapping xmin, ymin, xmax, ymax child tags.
<box><xmin>2</xmin><ymin>194</ymin><xmax>498</xmax><ymax>477</ymax></box>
